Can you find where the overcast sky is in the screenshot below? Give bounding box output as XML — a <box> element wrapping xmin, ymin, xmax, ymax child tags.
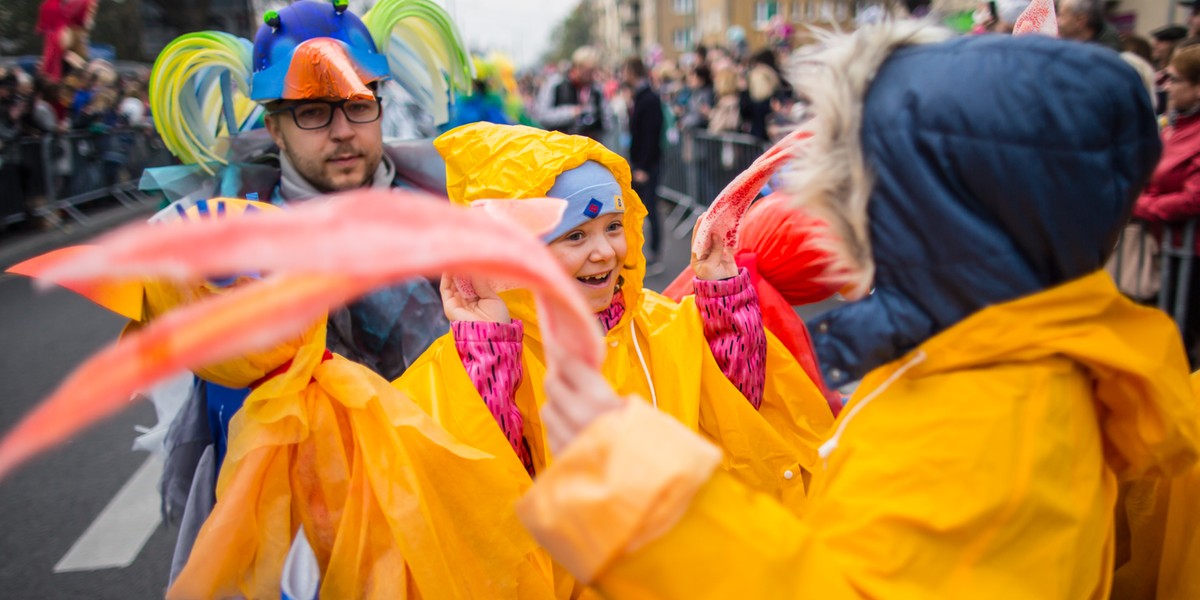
<box><xmin>444</xmin><ymin>0</ymin><xmax>578</xmax><ymax>68</ymax></box>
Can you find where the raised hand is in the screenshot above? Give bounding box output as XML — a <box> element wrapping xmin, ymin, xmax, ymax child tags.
<box><xmin>440</xmin><ymin>275</ymin><xmax>511</xmax><ymax>323</ymax></box>
<box><xmin>691</xmin><ymin>228</ymin><xmax>738</xmax><ymax>281</ymax></box>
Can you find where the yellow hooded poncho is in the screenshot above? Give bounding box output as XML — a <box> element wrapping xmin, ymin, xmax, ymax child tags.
<box><xmin>67</xmin><ymin>199</ymin><xmax>548</xmax><ymax>600</ymax></box>
<box><xmin>517</xmin><ymin>271</ymin><xmax>1200</xmax><ymax>599</ymax></box>
<box><xmin>394</xmin><ymin>123</ymin><xmax>834</xmax><ymax>596</ymax></box>
<box><xmin>1110</xmin><ymin>370</ymin><xmax>1200</xmax><ymax>599</ymax></box>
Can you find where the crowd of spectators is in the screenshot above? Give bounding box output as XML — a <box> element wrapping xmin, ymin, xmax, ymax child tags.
<box><xmin>0</xmin><ymin>59</ymin><xmax>152</xmax><ymax>229</ymax></box>
<box><xmin>517</xmin><ymin>39</ymin><xmax>803</xmax><ymax>152</ymax></box>
<box><xmin>500</xmin><ymin>0</ymin><xmax>1200</xmax><ymax>360</ymax></box>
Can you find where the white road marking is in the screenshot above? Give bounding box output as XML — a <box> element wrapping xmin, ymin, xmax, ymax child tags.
<box><xmin>54</xmin><ymin>454</ymin><xmax>163</xmax><ymax>572</ymax></box>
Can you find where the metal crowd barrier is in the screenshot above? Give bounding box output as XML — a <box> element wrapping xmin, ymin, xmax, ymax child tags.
<box><xmin>0</xmin><ymin>127</ymin><xmax>173</xmax><ymax>229</ymax></box>
<box><xmin>658</xmin><ymin>130</ymin><xmax>770</xmax><ymax>239</ymax></box>
<box><xmin>1085</xmin><ymin>219</ymin><xmax>1198</xmax><ymax>333</ymax></box>
<box><xmin>1157</xmin><ymin>220</ymin><xmax>1196</xmax><ymax>329</ymax></box>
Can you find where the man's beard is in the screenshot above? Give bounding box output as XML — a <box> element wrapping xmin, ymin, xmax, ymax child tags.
<box><xmin>288</xmin><ymin>145</ymin><xmax>381</xmax><ymax>193</ymax></box>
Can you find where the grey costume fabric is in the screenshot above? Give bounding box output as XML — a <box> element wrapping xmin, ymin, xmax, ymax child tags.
<box><xmin>168</xmin><ymin>444</ymin><xmax>216</xmax><ymax>585</ymax></box>
<box><xmin>160</xmin><ymin>378</ymin><xmax>212</xmax><ymax>525</ymax></box>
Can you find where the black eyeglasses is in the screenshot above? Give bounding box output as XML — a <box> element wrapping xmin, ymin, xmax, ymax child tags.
<box><xmin>268</xmin><ymin>98</ymin><xmax>382</xmax><ymax>130</ymax></box>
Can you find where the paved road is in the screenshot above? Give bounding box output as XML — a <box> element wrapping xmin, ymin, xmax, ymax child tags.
<box><xmin>0</xmin><ymin>272</ymin><xmax>176</xmax><ymax>598</ymax></box>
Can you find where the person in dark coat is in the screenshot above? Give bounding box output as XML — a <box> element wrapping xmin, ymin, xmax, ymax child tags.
<box><xmin>1134</xmin><ymin>45</ymin><xmax>1200</xmax><ymax>366</ymax></box>
<box><xmin>535</xmin><ymin>47</ymin><xmax>605</xmax><ymax>139</ymax></box>
<box><xmin>623</xmin><ymin>56</ymin><xmax>665</xmax><ymax>268</ymax></box>
<box><xmin>1153</xmin><ymin>25</ymin><xmax>1189</xmax><ymax>70</ymax></box>
<box><xmin>1153</xmin><ymin>25</ymin><xmax>1189</xmax><ymax>115</ymax></box>
<box><xmin>739</xmin><ymin>49</ymin><xmax>791</xmax><ymax>142</ymax></box>
<box><xmin>1057</xmin><ymin>0</ymin><xmax>1122</xmax><ymax>51</ymax></box>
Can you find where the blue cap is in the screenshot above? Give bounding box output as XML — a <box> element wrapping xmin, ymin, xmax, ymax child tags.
<box><xmin>543</xmin><ymin>161</ymin><xmax>626</xmax><ymax>242</ymax></box>
<box><xmin>250</xmin><ymin>0</ymin><xmax>390</xmax><ymax>102</ymax></box>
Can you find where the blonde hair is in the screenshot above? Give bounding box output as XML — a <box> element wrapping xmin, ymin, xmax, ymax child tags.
<box><xmin>572</xmin><ymin>46</ymin><xmax>600</xmax><ymax>69</ymax></box>
<box><xmin>1119</xmin><ymin>52</ymin><xmax>1157</xmax><ymax>112</ymax></box>
<box><xmin>713</xmin><ymin>67</ymin><xmax>738</xmax><ymax>97</ymax></box>
<box><xmin>91</xmin><ymin>89</ymin><xmax>118</xmax><ymax>110</ymax></box>
<box><xmin>782</xmin><ymin>21</ymin><xmax>952</xmax><ymax>299</ymax></box>
<box><xmin>747</xmin><ymin>64</ymin><xmax>780</xmax><ymax>102</ymax></box>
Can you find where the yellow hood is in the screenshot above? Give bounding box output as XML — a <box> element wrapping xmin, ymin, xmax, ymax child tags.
<box><xmin>434</xmin><ymin>123</ymin><xmax>649</xmax><ymax>330</ymax></box>
<box><xmin>906</xmin><ymin>271</ymin><xmax>1200</xmax><ymax>480</ymax></box>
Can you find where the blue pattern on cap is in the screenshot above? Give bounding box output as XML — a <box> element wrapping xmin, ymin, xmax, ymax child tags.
<box><xmin>543</xmin><ymin>161</ymin><xmax>625</xmax><ymax>241</ymax></box>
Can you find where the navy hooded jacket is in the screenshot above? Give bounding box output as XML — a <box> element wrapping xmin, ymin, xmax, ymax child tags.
<box><xmin>809</xmin><ymin>34</ymin><xmax>1163</xmax><ymax>388</ymax></box>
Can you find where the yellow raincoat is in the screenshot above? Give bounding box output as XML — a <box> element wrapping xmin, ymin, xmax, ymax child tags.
<box><xmin>87</xmin><ymin>200</ymin><xmax>547</xmax><ymax>600</ymax></box>
<box><xmin>169</xmin><ymin>320</ymin><xmax>551</xmax><ymax>600</ymax></box>
<box><xmin>1111</xmin><ymin>370</ymin><xmax>1200</xmax><ymax>599</ymax></box>
<box><xmin>394</xmin><ymin>124</ymin><xmax>834</xmax><ymax>596</ymax></box>
<box><xmin>517</xmin><ymin>271</ymin><xmax>1200</xmax><ymax>599</ymax></box>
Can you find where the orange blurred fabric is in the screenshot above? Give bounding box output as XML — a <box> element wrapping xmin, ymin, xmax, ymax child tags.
<box><xmin>168</xmin><ymin>324</ymin><xmax>550</xmax><ymax>599</ymax></box>
<box><xmin>7</xmin><ymin>246</ymin><xmax>144</xmax><ymax>321</ymax></box>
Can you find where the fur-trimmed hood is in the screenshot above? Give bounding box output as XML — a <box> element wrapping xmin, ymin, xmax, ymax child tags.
<box><xmin>785</xmin><ymin>23</ymin><xmax>1162</xmax><ymax>387</ymax></box>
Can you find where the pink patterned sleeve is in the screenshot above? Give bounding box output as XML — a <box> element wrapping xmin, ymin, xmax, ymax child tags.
<box><xmin>452</xmin><ymin>320</ymin><xmax>534</xmax><ymax>474</ymax></box>
<box><xmin>694</xmin><ymin>267</ymin><xmax>766</xmax><ymax>410</ymax></box>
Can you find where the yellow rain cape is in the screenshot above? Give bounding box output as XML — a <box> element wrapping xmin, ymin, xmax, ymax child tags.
<box><xmin>518</xmin><ymin>271</ymin><xmax>1200</xmax><ymax>599</ymax></box>
<box><xmin>63</xmin><ymin>200</ymin><xmax>547</xmax><ymax>599</ymax></box>
<box><xmin>1111</xmin><ymin>370</ymin><xmax>1200</xmax><ymax>599</ymax></box>
<box><xmin>168</xmin><ymin>321</ymin><xmax>549</xmax><ymax>599</ymax></box>
<box><xmin>394</xmin><ymin>123</ymin><xmax>835</xmax><ymax>595</ymax></box>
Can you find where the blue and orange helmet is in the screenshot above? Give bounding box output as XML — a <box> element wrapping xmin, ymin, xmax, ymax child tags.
<box><xmin>250</xmin><ymin>0</ymin><xmax>390</xmax><ymax>102</ymax></box>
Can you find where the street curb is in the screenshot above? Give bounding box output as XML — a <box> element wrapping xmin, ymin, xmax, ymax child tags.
<box><xmin>0</xmin><ymin>204</ymin><xmax>157</xmax><ymax>270</ymax></box>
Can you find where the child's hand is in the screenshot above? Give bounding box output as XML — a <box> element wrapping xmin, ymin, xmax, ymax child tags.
<box><xmin>691</xmin><ymin>227</ymin><xmax>738</xmax><ymax>281</ymax></box>
<box><xmin>440</xmin><ymin>275</ymin><xmax>510</xmax><ymax>323</ymax></box>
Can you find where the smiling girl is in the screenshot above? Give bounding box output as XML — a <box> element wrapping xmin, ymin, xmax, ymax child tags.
<box><xmin>394</xmin><ymin>123</ymin><xmax>832</xmax><ymax>596</ymax></box>
<box><xmin>397</xmin><ymin>120</ymin><xmax>830</xmax><ymax>486</ymax></box>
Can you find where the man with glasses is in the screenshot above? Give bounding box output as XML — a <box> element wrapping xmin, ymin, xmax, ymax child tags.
<box><xmin>179</xmin><ymin>1</ymin><xmax>449</xmax><ymax>461</ymax></box>
<box><xmin>264</xmin><ymin>95</ymin><xmax>388</xmax><ymax>196</ymax></box>
<box><xmin>160</xmin><ymin>1</ymin><xmax>451</xmax><ymax>584</ymax></box>
<box><xmin>250</xmin><ymin>7</ymin><xmax>438</xmax><ymax>203</ymax></box>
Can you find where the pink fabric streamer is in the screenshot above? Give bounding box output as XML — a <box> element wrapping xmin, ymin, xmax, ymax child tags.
<box><xmin>1013</xmin><ymin>0</ymin><xmax>1058</xmax><ymax>36</ymax></box>
<box><xmin>0</xmin><ymin>190</ymin><xmax>598</xmax><ymax>482</ymax></box>
<box><xmin>454</xmin><ymin>198</ymin><xmax>567</xmax><ymax>299</ymax></box>
<box><xmin>692</xmin><ymin>128</ymin><xmax>813</xmax><ymax>256</ymax></box>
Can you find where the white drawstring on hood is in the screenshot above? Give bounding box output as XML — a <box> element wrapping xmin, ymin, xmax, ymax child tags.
<box><xmin>818</xmin><ymin>350</ymin><xmax>926</xmax><ymax>464</ymax></box>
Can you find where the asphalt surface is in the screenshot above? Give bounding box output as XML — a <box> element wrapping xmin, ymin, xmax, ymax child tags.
<box><xmin>0</xmin><ymin>196</ymin><xmax>840</xmax><ymax>599</ymax></box>
<box><xmin>0</xmin><ymin>202</ymin><xmax>174</xmax><ymax>599</ymax></box>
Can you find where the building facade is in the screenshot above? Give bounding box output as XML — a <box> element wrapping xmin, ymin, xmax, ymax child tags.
<box><xmin>633</xmin><ymin>0</ymin><xmax>870</xmax><ymax>63</ymax></box>
<box><xmin>603</xmin><ymin>0</ymin><xmax>1187</xmax><ymax>65</ymax></box>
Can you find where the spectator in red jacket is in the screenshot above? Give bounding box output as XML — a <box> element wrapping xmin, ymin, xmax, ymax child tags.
<box><xmin>1133</xmin><ymin>44</ymin><xmax>1200</xmax><ymax>364</ymax></box>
